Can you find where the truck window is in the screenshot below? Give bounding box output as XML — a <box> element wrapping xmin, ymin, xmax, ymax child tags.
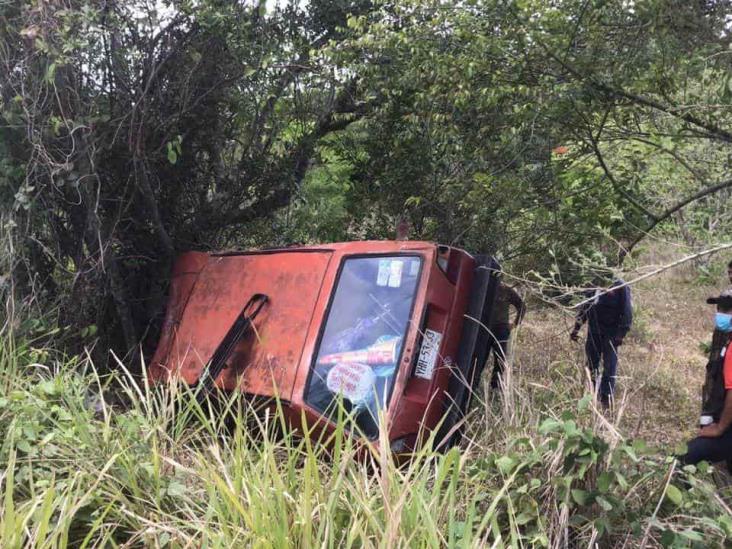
<box><xmin>305</xmin><ymin>255</ymin><xmax>422</xmax><ymax>438</ymax></box>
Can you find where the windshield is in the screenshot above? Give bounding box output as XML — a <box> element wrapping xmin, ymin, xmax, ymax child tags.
<box><xmin>305</xmin><ymin>255</ymin><xmax>422</xmax><ymax>438</ymax></box>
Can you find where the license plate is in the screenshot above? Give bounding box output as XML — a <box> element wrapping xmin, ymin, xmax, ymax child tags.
<box><xmin>415</xmin><ymin>329</ymin><xmax>442</xmax><ymax>380</ymax></box>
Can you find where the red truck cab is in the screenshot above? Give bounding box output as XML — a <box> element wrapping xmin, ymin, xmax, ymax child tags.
<box><xmin>149</xmin><ymin>241</ymin><xmax>500</xmax><ymax>452</ymax></box>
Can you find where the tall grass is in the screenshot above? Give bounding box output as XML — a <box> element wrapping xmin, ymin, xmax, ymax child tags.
<box><xmin>1</xmin><ymin>313</ymin><xmax>732</xmax><ymax>547</ymax></box>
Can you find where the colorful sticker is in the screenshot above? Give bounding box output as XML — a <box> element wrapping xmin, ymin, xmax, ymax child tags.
<box><xmin>415</xmin><ymin>329</ymin><xmax>442</xmax><ymax>380</ymax></box>
<box><xmin>318</xmin><ymin>336</ymin><xmax>401</xmax><ymax>366</ymax></box>
<box><xmin>326</xmin><ymin>362</ymin><xmax>375</xmax><ymax>405</ymax></box>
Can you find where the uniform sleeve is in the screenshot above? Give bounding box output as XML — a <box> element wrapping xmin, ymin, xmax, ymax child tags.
<box><xmin>506</xmin><ymin>286</ymin><xmax>526</xmax><ymax>324</ymax></box>
<box><xmin>617</xmin><ymin>285</ymin><xmax>633</xmax><ymax>337</ymax></box>
<box><xmin>724</xmin><ymin>343</ymin><xmax>732</xmax><ymax>390</ymax></box>
<box><xmin>574</xmin><ymin>290</ymin><xmax>593</xmax><ymax>329</ymax></box>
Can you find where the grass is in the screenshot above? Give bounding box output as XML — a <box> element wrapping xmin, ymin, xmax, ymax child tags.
<box><xmin>2</xmin><ymin>254</ymin><xmax>732</xmax><ymax>547</ymax></box>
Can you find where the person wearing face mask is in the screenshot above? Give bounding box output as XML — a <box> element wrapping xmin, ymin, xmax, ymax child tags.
<box><xmin>680</xmin><ymin>290</ymin><xmax>732</xmax><ymax>469</ymax></box>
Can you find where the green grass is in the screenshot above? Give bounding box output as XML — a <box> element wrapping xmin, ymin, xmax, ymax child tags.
<box><xmin>3</xmin><ymin>242</ymin><xmax>732</xmax><ymax>548</ymax></box>
<box><xmin>2</xmin><ymin>314</ymin><xmax>732</xmax><ymax>548</ymax></box>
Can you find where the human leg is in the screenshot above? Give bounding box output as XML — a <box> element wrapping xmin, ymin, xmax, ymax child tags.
<box><xmin>585</xmin><ymin>333</ymin><xmax>602</xmax><ymax>388</ymax></box>
<box><xmin>681</xmin><ymin>429</ymin><xmax>732</xmax><ymax>467</ymax></box>
<box><xmin>599</xmin><ymin>336</ymin><xmax>618</xmax><ymax>405</ymax></box>
<box><xmin>490</xmin><ymin>325</ymin><xmax>511</xmax><ymax>390</ymax></box>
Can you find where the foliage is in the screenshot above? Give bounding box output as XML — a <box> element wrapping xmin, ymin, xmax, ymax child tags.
<box><xmin>0</xmin><ymin>317</ymin><xmax>730</xmax><ymax>547</ymax></box>
<box><xmin>0</xmin><ymin>0</ymin><xmax>371</xmax><ymax>359</ymax></box>
<box><xmin>321</xmin><ymin>0</ymin><xmax>732</xmax><ymax>271</ymax></box>
<box><xmin>1</xmin><ymin>0</ymin><xmax>731</xmax><ymax>359</ymax></box>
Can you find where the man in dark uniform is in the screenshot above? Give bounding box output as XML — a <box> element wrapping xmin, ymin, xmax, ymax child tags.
<box><xmin>681</xmin><ymin>290</ymin><xmax>732</xmax><ymax>468</ymax></box>
<box><xmin>488</xmin><ymin>283</ymin><xmax>526</xmax><ymax>390</ymax></box>
<box><xmin>570</xmin><ymin>276</ymin><xmax>633</xmax><ymax>408</ymax></box>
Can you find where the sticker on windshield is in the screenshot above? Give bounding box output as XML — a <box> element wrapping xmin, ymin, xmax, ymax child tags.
<box><xmin>415</xmin><ymin>329</ymin><xmax>442</xmax><ymax>380</ymax></box>
<box><xmin>388</xmin><ymin>260</ymin><xmax>403</xmax><ymax>288</ymax></box>
<box><xmin>326</xmin><ymin>362</ymin><xmax>375</xmax><ymax>406</ymax></box>
<box><xmin>377</xmin><ymin>259</ymin><xmax>390</xmax><ymax>286</ymax></box>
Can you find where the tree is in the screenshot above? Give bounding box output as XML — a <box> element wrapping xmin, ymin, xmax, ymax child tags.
<box><xmin>321</xmin><ymin>0</ymin><xmax>732</xmax><ymax>275</ymax></box>
<box><xmin>0</xmin><ymin>0</ymin><xmax>370</xmax><ymax>362</ymax></box>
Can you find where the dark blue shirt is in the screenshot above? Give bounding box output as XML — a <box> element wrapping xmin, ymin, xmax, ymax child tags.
<box><xmin>576</xmin><ymin>280</ymin><xmax>633</xmax><ymax>337</ymax></box>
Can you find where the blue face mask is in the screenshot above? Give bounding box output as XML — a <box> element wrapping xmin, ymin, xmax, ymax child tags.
<box><xmin>715</xmin><ymin>313</ymin><xmax>732</xmax><ymax>332</ymax></box>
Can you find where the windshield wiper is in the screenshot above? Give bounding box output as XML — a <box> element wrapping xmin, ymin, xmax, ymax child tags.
<box><xmin>196</xmin><ymin>293</ymin><xmax>269</xmax><ymax>399</ymax></box>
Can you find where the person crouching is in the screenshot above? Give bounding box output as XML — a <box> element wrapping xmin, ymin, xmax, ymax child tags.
<box><xmin>681</xmin><ymin>290</ymin><xmax>732</xmax><ymax>468</ymax></box>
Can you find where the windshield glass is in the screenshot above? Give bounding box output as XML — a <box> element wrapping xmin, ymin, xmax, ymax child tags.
<box><xmin>305</xmin><ymin>255</ymin><xmax>422</xmax><ymax>438</ymax></box>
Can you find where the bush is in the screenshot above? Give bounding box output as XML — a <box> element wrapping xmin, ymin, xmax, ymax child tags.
<box><xmin>1</xmin><ymin>322</ymin><xmax>731</xmax><ymax>547</ymax></box>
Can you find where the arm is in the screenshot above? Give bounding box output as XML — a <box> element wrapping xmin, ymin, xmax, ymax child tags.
<box><xmin>616</xmin><ymin>285</ymin><xmax>633</xmax><ymax>340</ymax></box>
<box><xmin>699</xmin><ymin>390</ymin><xmax>732</xmax><ymax>437</ymax></box>
<box><xmin>571</xmin><ymin>293</ymin><xmax>592</xmax><ymax>340</ymax></box>
<box><xmin>506</xmin><ymin>286</ymin><xmax>526</xmax><ymax>326</ymax></box>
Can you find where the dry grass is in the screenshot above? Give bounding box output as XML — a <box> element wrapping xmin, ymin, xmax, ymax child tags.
<box><xmin>2</xmin><ymin>245</ymin><xmax>732</xmax><ymax>547</ymax></box>
<box><xmin>513</xmin><ymin>251</ymin><xmax>725</xmax><ymax>450</ymax></box>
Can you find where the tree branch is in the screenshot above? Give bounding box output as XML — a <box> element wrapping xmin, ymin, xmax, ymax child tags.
<box><xmin>592</xmin><ymin>82</ymin><xmax>732</xmax><ymax>143</ymax></box>
<box><xmin>620</xmin><ymin>176</ymin><xmax>732</xmax><ymax>261</ymax></box>
<box><xmin>538</xmin><ymin>39</ymin><xmax>732</xmax><ymax>143</ymax></box>
<box><xmin>587</xmin><ymin>132</ymin><xmax>660</xmax><ymax>222</ymax></box>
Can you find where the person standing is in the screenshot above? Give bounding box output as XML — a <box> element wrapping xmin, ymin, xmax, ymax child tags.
<box><xmin>488</xmin><ymin>283</ymin><xmax>526</xmax><ymax>390</ymax></box>
<box><xmin>681</xmin><ymin>290</ymin><xmax>732</xmax><ymax>469</ymax></box>
<box><xmin>570</xmin><ymin>276</ymin><xmax>633</xmax><ymax>408</ymax></box>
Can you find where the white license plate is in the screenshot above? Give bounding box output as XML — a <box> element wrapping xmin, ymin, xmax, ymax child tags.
<box><xmin>415</xmin><ymin>329</ymin><xmax>442</xmax><ymax>380</ymax></box>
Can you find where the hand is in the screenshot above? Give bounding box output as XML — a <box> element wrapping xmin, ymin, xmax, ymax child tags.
<box><xmin>613</xmin><ymin>337</ymin><xmax>624</xmax><ymax>347</ymax></box>
<box><xmin>699</xmin><ymin>423</ymin><xmax>724</xmax><ymax>438</ymax></box>
<box><xmin>570</xmin><ymin>330</ymin><xmax>579</xmax><ymax>342</ymax></box>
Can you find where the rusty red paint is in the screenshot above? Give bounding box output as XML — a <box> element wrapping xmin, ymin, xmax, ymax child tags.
<box><xmin>150</xmin><ymin>241</ymin><xmax>485</xmax><ymax>453</ymax></box>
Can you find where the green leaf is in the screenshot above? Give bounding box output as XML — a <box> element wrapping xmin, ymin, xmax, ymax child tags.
<box><xmin>571</xmin><ymin>489</ymin><xmax>588</xmax><ymax>505</ymax></box>
<box><xmin>631</xmin><ymin>439</ymin><xmax>647</xmax><ymax>454</ymax></box>
<box><xmin>614</xmin><ymin>472</ymin><xmax>628</xmax><ymax>490</ymax></box>
<box><xmin>577</xmin><ymin>394</ymin><xmax>591</xmax><ymax>411</ymax></box>
<box><xmin>167</xmin><ymin>147</ymin><xmax>177</xmax><ymax>165</ymax></box>
<box><xmin>166</xmin><ymin>481</ymin><xmax>186</xmax><ymax>497</ymax></box>
<box><xmin>717</xmin><ymin>514</ymin><xmax>732</xmax><ymax>536</ymax></box>
<box><xmin>623</xmin><ymin>446</ymin><xmax>639</xmax><ymax>462</ymax></box>
<box><xmin>660</xmin><ymin>529</ymin><xmax>676</xmax><ymax>547</ymax></box>
<box><xmin>16</xmin><ymin>439</ymin><xmax>32</xmax><ymax>453</ymax></box>
<box><xmin>595</xmin><ymin>496</ymin><xmax>613</xmax><ymax>511</ymax></box>
<box><xmin>594</xmin><ymin>517</ymin><xmax>609</xmax><ymax>536</ymax></box>
<box><xmin>496</xmin><ymin>455</ymin><xmax>516</xmax><ymax>475</ymax></box>
<box><xmin>665</xmin><ymin>484</ymin><xmax>683</xmax><ymax>506</ymax></box>
<box><xmin>679</xmin><ymin>530</ymin><xmax>704</xmax><ymax>542</ymax></box>
<box><xmin>562</xmin><ymin>420</ymin><xmax>578</xmax><ymax>436</ymax></box>
<box><xmin>539</xmin><ymin>418</ymin><xmax>561</xmax><ymax>434</ymax></box>
<box><xmin>39</xmin><ymin>380</ymin><xmax>56</xmax><ymax>395</ymax></box>
<box><xmin>597</xmin><ymin>472</ymin><xmax>612</xmax><ymax>493</ymax></box>
<box><xmin>45</xmin><ymin>63</ymin><xmax>56</xmax><ymax>83</ymax></box>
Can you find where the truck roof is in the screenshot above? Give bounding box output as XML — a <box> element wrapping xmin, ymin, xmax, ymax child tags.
<box><xmin>212</xmin><ymin>240</ymin><xmax>472</xmax><ymax>258</ymax></box>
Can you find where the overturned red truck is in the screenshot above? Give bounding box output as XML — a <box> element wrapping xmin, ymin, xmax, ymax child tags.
<box><xmin>149</xmin><ymin>241</ymin><xmax>500</xmax><ymax>452</ymax></box>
